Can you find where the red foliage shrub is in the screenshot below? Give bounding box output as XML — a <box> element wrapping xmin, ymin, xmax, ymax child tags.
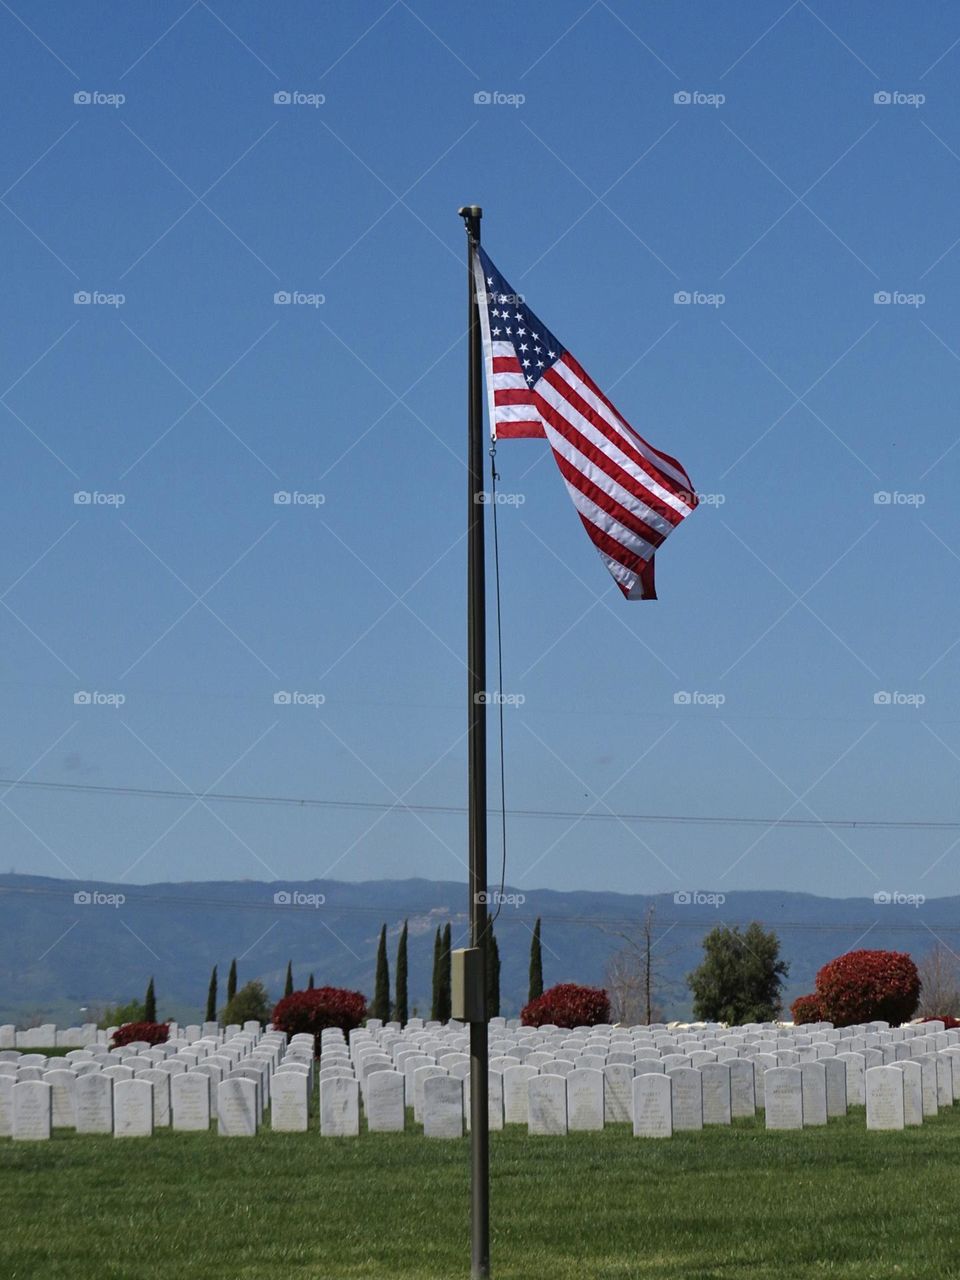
<box><xmin>521</xmin><ymin>982</ymin><xmax>610</xmax><ymax>1029</ymax></box>
<box><xmin>923</xmin><ymin>1015</ymin><xmax>960</xmax><ymax>1030</ymax></box>
<box><xmin>271</xmin><ymin>987</ymin><xmax>367</xmax><ymax>1055</ymax></box>
<box><xmin>110</xmin><ymin>1021</ymin><xmax>170</xmax><ymax>1048</ymax></box>
<box><xmin>814</xmin><ymin>949</ymin><xmax>920</xmax><ymax>1027</ymax></box>
<box><xmin>790</xmin><ymin>993</ymin><xmax>822</xmax><ymax>1025</ymax></box>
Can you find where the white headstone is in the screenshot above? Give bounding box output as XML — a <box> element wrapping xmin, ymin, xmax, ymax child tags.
<box><xmin>528</xmin><ymin>1074</ymin><xmax>567</xmax><ymax>1135</ymax></box>
<box><xmin>764</xmin><ymin>1068</ymin><xmax>803</xmax><ymax>1130</ymax></box>
<box><xmin>502</xmin><ymin>1064</ymin><xmax>538</xmax><ymax>1125</ymax></box>
<box><xmin>43</xmin><ymin>1068</ymin><xmax>77</xmax><ymax>1127</ymax></box>
<box><xmin>12</xmin><ymin>1080</ymin><xmax>51</xmax><ymax>1140</ymax></box>
<box><xmin>701</xmin><ymin>1063</ymin><xmax>732</xmax><ymax>1125</ymax></box>
<box><xmin>270</xmin><ymin>1070</ymin><xmax>309</xmax><ymax>1132</ymax></box>
<box><xmin>171</xmin><ymin>1072</ymin><xmax>211</xmax><ymax>1131</ymax></box>
<box><xmin>137</xmin><ymin>1069</ymin><xmax>171</xmax><ymax>1127</ymax></box>
<box><xmin>729</xmin><ymin>1059</ymin><xmax>756</xmax><ymax>1118</ymax></box>
<box><xmin>603</xmin><ymin>1063</ymin><xmax>634</xmax><ymax>1124</ymax></box>
<box><xmin>894</xmin><ymin>1060</ymin><xmax>923</xmax><ymax>1126</ymax></box>
<box><xmin>667</xmin><ymin>1067</ymin><xmax>703</xmax><ymax>1131</ymax></box>
<box><xmin>320</xmin><ymin>1076</ymin><xmax>359</xmax><ymax>1136</ymax></box>
<box><xmin>566</xmin><ymin>1068</ymin><xmax>604</xmax><ymax>1131</ymax></box>
<box><xmin>824</xmin><ymin>1056</ymin><xmax>847</xmax><ymax>1116</ymax></box>
<box><xmin>423</xmin><ymin>1074</ymin><xmax>463</xmax><ymax>1138</ymax></box>
<box><xmin>632</xmin><ymin>1072</ymin><xmax>672</xmax><ymax>1138</ymax></box>
<box><xmin>800</xmin><ymin>1062</ymin><xmax>827</xmax><ymax>1126</ymax></box>
<box><xmin>114</xmin><ymin>1079</ymin><xmax>154</xmax><ymax>1137</ymax></box>
<box><xmin>836</xmin><ymin>1052</ymin><xmax>866</xmax><ymax>1106</ymax></box>
<box><xmin>0</xmin><ymin>1075</ymin><xmax>12</xmax><ymax>1136</ymax></box>
<box><xmin>366</xmin><ymin>1070</ymin><xmax>405</xmax><ymax>1132</ymax></box>
<box><xmin>75</xmin><ymin>1072</ymin><xmax>113</xmax><ymax>1134</ymax></box>
<box><xmin>217</xmin><ymin>1077</ymin><xmax>258</xmax><ymax>1136</ymax></box>
<box><xmin>865</xmin><ymin>1065</ymin><xmax>905</xmax><ymax>1131</ymax></box>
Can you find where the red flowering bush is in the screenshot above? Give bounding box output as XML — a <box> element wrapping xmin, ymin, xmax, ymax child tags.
<box><xmin>790</xmin><ymin>993</ymin><xmax>822</xmax><ymax>1025</ymax></box>
<box><xmin>271</xmin><ymin>987</ymin><xmax>366</xmax><ymax>1055</ymax></box>
<box><xmin>521</xmin><ymin>982</ymin><xmax>610</xmax><ymax>1029</ymax></box>
<box><xmin>111</xmin><ymin>1021</ymin><xmax>170</xmax><ymax>1048</ymax></box>
<box><xmin>814</xmin><ymin>949</ymin><xmax>920</xmax><ymax>1027</ymax></box>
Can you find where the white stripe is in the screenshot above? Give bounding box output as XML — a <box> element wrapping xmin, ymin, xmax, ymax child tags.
<box><xmin>561</xmin><ymin>482</ymin><xmax>658</xmax><ymax>564</ymax></box>
<box><xmin>491</xmin><ymin>341</ymin><xmax>515</xmax><ymax>359</ymax></box>
<box><xmin>537</xmin><ymin>378</ymin><xmax>692</xmax><ymax>520</ymax></box>
<box><xmin>472</xmin><ymin>252</ymin><xmax>499</xmax><ymax>440</ymax></box>
<box><xmin>493</xmin><ymin>372</ymin><xmax>529</xmax><ymax>391</ymax></box>
<box><xmin>599</xmin><ymin>551</ymin><xmax>640</xmax><ymax>594</ymax></box>
<box><xmin>495</xmin><ymin>403</ymin><xmax>542</xmax><ymax>424</ymax></box>
<box><xmin>544</xmin><ymin>422</ymin><xmax>674</xmax><ymax>540</ymax></box>
<box><xmin>553</xmin><ymin>357</ymin><xmax>693</xmax><ymax>492</ymax></box>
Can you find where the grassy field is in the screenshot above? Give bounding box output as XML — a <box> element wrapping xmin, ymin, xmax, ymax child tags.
<box><xmin>4</xmin><ymin>1109</ymin><xmax>960</xmax><ymax>1279</ymax></box>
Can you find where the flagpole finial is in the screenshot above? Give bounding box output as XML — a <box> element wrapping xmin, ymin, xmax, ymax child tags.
<box><xmin>458</xmin><ymin>205</ymin><xmax>482</xmax><ymax>219</ymax></box>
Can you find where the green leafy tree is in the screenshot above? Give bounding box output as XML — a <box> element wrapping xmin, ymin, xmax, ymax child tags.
<box><xmin>529</xmin><ymin>917</ymin><xmax>544</xmax><ymax>1003</ymax></box>
<box><xmin>485</xmin><ymin>926</ymin><xmax>500</xmax><ymax>1019</ymax></box>
<box><xmin>372</xmin><ymin>924</ymin><xmax>391</xmax><ymax>1021</ymax></box>
<box><xmin>98</xmin><ymin>998</ymin><xmax>145</xmax><ymax>1030</ymax></box>
<box><xmin>227</xmin><ymin>958</ymin><xmax>237</xmax><ymax>1005</ymax></box>
<box><xmin>284</xmin><ymin>961</ymin><xmax>294</xmax><ymax>998</ymax></box>
<box><xmin>143</xmin><ymin>977</ymin><xmax>156</xmax><ymax>1023</ymax></box>
<box><xmin>431</xmin><ymin>926</ymin><xmax>442</xmax><ymax>1020</ymax></box>
<box><xmin>205</xmin><ymin>965</ymin><xmax>218</xmax><ymax>1023</ymax></box>
<box><xmin>688</xmin><ymin>922</ymin><xmax>788</xmax><ymax>1024</ymax></box>
<box><xmin>437</xmin><ymin>922</ymin><xmax>452</xmax><ymax>1023</ymax></box>
<box><xmin>394</xmin><ymin>919</ymin><xmax>409</xmax><ymax>1025</ymax></box>
<box><xmin>220</xmin><ymin>980</ymin><xmax>271</xmax><ymax>1026</ymax></box>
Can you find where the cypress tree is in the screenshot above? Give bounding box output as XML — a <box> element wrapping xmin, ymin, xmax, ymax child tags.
<box><xmin>227</xmin><ymin>958</ymin><xmax>237</xmax><ymax>1005</ymax></box>
<box><xmin>528</xmin><ymin>917</ymin><xmax>544</xmax><ymax>1003</ymax></box>
<box><xmin>308</xmin><ymin>972</ymin><xmax>315</xmax><ymax>990</ymax></box>
<box><xmin>373</xmin><ymin>924</ymin><xmax>390</xmax><ymax>1021</ymax></box>
<box><xmin>284</xmin><ymin>960</ymin><xmax>294</xmax><ymax>998</ymax></box>
<box><xmin>143</xmin><ymin>976</ymin><xmax>156</xmax><ymax>1023</ymax></box>
<box><xmin>395</xmin><ymin>919</ymin><xmax>409</xmax><ymax>1025</ymax></box>
<box><xmin>431</xmin><ymin>926</ymin><xmax>442</xmax><ymax>1020</ymax></box>
<box><xmin>485</xmin><ymin>926</ymin><xmax>500</xmax><ymax>1019</ymax></box>
<box><xmin>205</xmin><ymin>965</ymin><xmax>217</xmax><ymax>1022</ymax></box>
<box><xmin>438</xmin><ymin>922</ymin><xmax>452</xmax><ymax>1023</ymax></box>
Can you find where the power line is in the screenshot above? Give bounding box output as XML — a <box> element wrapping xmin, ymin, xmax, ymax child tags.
<box><xmin>0</xmin><ymin>775</ymin><xmax>955</xmax><ymax>832</ymax></box>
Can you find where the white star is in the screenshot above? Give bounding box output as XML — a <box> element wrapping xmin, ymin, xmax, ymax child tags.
<box><xmin>519</xmin><ymin>343</ymin><xmax>528</xmax><ymax>352</ymax></box>
<box><xmin>531</xmin><ymin>332</ymin><xmax>540</xmax><ymax>341</ymax></box>
<box><xmin>514</xmin><ymin>311</ymin><xmax>523</xmax><ymax>321</ymax></box>
<box><xmin>522</xmin><ymin>358</ymin><xmax>530</xmax><ymax>367</ymax></box>
<box><xmin>498</xmin><ymin>294</ymin><xmax>508</xmax><ymax>304</ymax></box>
<box><xmin>486</xmin><ymin>276</ymin><xmax>493</xmax><ymax>285</ymax></box>
<box><xmin>492</xmin><ymin>327</ymin><xmax>501</xmax><ymax>336</ymax></box>
<box><xmin>548</xmin><ymin>350</ymin><xmax>556</xmax><ymax>358</ymax></box>
<box><xmin>537</xmin><ymin>359</ymin><xmax>544</xmax><ymax>367</ymax></box>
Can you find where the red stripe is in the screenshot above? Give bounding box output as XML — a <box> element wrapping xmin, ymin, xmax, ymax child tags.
<box><xmin>535</xmin><ymin>392</ymin><xmax>684</xmax><ymax>530</ymax></box>
<box><xmin>552</xmin><ymin>451</ymin><xmax>665</xmax><ymax>550</ymax></box>
<box><xmin>573</xmin><ymin>511</ymin><xmax>648</xmax><ymax>578</ymax></box>
<box><xmin>564</xmin><ymin>353</ymin><xmax>694</xmax><ymax>488</ymax></box>
<box><xmin>496</xmin><ymin>420</ymin><xmax>545</xmax><ymax>439</ymax></box>
<box><xmin>492</xmin><ymin>356</ymin><xmax>522</xmax><ymax>374</ymax></box>
<box><xmin>495</xmin><ymin>388</ymin><xmax>538</xmax><ymax>407</ymax></box>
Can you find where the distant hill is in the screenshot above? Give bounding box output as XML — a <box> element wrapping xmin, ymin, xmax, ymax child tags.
<box><xmin>0</xmin><ymin>873</ymin><xmax>953</xmax><ymax>1026</ymax></box>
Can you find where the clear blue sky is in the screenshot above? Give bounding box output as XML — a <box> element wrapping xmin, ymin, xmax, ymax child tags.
<box><xmin>2</xmin><ymin>1</ymin><xmax>960</xmax><ymax>902</ymax></box>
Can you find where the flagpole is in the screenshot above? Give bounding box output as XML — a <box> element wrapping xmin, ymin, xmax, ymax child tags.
<box><xmin>458</xmin><ymin>203</ymin><xmax>490</xmax><ymax>1280</ymax></box>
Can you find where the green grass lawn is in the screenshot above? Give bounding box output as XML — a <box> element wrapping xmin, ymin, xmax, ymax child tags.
<box><xmin>3</xmin><ymin>1109</ymin><xmax>960</xmax><ymax>1280</ymax></box>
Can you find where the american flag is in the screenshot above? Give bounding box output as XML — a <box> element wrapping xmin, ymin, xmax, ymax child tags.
<box><xmin>473</xmin><ymin>246</ymin><xmax>697</xmax><ymax>600</ymax></box>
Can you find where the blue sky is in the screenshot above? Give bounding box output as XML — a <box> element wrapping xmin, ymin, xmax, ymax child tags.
<box><xmin>2</xmin><ymin>1</ymin><xmax>960</xmax><ymax>902</ymax></box>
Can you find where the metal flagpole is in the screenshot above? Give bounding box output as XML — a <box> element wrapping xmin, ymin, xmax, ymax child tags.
<box><xmin>458</xmin><ymin>203</ymin><xmax>490</xmax><ymax>1280</ymax></box>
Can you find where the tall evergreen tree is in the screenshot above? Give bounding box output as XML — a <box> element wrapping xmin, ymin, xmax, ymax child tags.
<box><xmin>308</xmin><ymin>972</ymin><xmax>315</xmax><ymax>990</ymax></box>
<box><xmin>205</xmin><ymin>965</ymin><xmax>218</xmax><ymax>1022</ymax></box>
<box><xmin>395</xmin><ymin>919</ymin><xmax>409</xmax><ymax>1025</ymax></box>
<box><xmin>485</xmin><ymin>926</ymin><xmax>501</xmax><ymax>1019</ymax></box>
<box><xmin>143</xmin><ymin>976</ymin><xmax>156</xmax><ymax>1023</ymax></box>
<box><xmin>284</xmin><ymin>961</ymin><xmax>294</xmax><ymax>998</ymax></box>
<box><xmin>528</xmin><ymin>917</ymin><xmax>544</xmax><ymax>1003</ymax></box>
<box><xmin>227</xmin><ymin>958</ymin><xmax>237</xmax><ymax>1005</ymax></box>
<box><xmin>437</xmin><ymin>922</ymin><xmax>452</xmax><ymax>1023</ymax></box>
<box><xmin>373</xmin><ymin>924</ymin><xmax>391</xmax><ymax>1021</ymax></box>
<box><xmin>431</xmin><ymin>926</ymin><xmax>442</xmax><ymax>1021</ymax></box>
